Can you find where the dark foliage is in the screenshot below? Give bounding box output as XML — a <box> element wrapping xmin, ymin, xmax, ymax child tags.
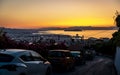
<box><xmin>0</xmin><ymin>30</ymin><xmax>68</xmax><ymax>58</ymax></box>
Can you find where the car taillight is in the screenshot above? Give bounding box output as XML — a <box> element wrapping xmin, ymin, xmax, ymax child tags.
<box><xmin>66</xmin><ymin>57</ymin><xmax>70</xmax><ymax>59</ymax></box>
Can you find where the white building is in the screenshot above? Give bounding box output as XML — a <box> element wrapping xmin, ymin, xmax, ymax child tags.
<box><xmin>115</xmin><ymin>47</ymin><xmax>120</xmax><ymax>75</ymax></box>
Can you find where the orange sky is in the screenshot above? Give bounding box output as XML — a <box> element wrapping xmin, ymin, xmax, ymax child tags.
<box><xmin>0</xmin><ymin>0</ymin><xmax>120</xmax><ymax>29</ymax></box>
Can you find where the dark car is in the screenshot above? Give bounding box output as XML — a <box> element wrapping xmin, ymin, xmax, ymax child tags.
<box><xmin>85</xmin><ymin>50</ymin><xmax>94</xmax><ymax>60</ymax></box>
<box><xmin>48</xmin><ymin>50</ymin><xmax>75</xmax><ymax>71</ymax></box>
<box><xmin>70</xmin><ymin>51</ymin><xmax>85</xmax><ymax>65</ymax></box>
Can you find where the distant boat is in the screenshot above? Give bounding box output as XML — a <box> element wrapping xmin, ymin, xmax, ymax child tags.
<box><xmin>64</xmin><ymin>29</ymin><xmax>82</xmax><ymax>31</ymax></box>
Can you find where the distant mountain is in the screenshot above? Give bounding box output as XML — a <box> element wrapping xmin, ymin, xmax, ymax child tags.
<box><xmin>37</xmin><ymin>27</ymin><xmax>64</xmax><ymax>31</ymax></box>
<box><xmin>64</xmin><ymin>26</ymin><xmax>117</xmax><ymax>31</ymax></box>
<box><xmin>0</xmin><ymin>27</ymin><xmax>38</xmax><ymax>34</ymax></box>
<box><xmin>0</xmin><ymin>26</ymin><xmax>118</xmax><ymax>33</ymax></box>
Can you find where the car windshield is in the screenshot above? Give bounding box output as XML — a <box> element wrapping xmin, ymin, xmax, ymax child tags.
<box><xmin>0</xmin><ymin>53</ymin><xmax>14</xmax><ymax>62</ymax></box>
<box><xmin>71</xmin><ymin>53</ymin><xmax>80</xmax><ymax>57</ymax></box>
<box><xmin>49</xmin><ymin>51</ymin><xmax>62</xmax><ymax>57</ymax></box>
<box><xmin>70</xmin><ymin>51</ymin><xmax>81</xmax><ymax>57</ymax></box>
<box><xmin>49</xmin><ymin>51</ymin><xmax>71</xmax><ymax>57</ymax></box>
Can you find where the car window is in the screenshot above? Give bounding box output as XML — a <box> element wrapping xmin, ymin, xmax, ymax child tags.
<box><xmin>20</xmin><ymin>52</ymin><xmax>33</xmax><ymax>61</ymax></box>
<box><xmin>63</xmin><ymin>52</ymin><xmax>72</xmax><ymax>57</ymax></box>
<box><xmin>49</xmin><ymin>51</ymin><xmax>72</xmax><ymax>57</ymax></box>
<box><xmin>0</xmin><ymin>53</ymin><xmax>14</xmax><ymax>62</ymax></box>
<box><xmin>71</xmin><ymin>52</ymin><xmax>80</xmax><ymax>57</ymax></box>
<box><xmin>30</xmin><ymin>51</ymin><xmax>46</xmax><ymax>61</ymax></box>
<box><xmin>49</xmin><ymin>51</ymin><xmax>62</xmax><ymax>57</ymax></box>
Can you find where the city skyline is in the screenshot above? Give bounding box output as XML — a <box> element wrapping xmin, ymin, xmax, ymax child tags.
<box><xmin>0</xmin><ymin>0</ymin><xmax>120</xmax><ymax>29</ymax></box>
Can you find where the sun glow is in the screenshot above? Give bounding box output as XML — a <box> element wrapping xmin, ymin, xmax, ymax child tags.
<box><xmin>0</xmin><ymin>0</ymin><xmax>119</xmax><ymax>28</ymax></box>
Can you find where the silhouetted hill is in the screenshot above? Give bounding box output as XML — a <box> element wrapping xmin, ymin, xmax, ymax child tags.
<box><xmin>37</xmin><ymin>27</ymin><xmax>64</xmax><ymax>31</ymax></box>
<box><xmin>0</xmin><ymin>26</ymin><xmax>117</xmax><ymax>33</ymax></box>
<box><xmin>64</xmin><ymin>26</ymin><xmax>117</xmax><ymax>31</ymax></box>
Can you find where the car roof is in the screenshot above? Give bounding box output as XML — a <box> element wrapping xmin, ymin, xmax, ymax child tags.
<box><xmin>70</xmin><ymin>51</ymin><xmax>81</xmax><ymax>53</ymax></box>
<box><xmin>0</xmin><ymin>49</ymin><xmax>30</xmax><ymax>57</ymax></box>
<box><xmin>49</xmin><ymin>50</ymin><xmax>70</xmax><ymax>52</ymax></box>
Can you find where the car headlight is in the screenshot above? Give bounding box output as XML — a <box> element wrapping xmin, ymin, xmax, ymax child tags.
<box><xmin>77</xmin><ymin>55</ymin><xmax>81</xmax><ymax>57</ymax></box>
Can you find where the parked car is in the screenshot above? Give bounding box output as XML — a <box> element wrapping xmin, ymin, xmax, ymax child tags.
<box><xmin>0</xmin><ymin>49</ymin><xmax>52</xmax><ymax>75</ymax></box>
<box><xmin>70</xmin><ymin>51</ymin><xmax>85</xmax><ymax>65</ymax></box>
<box><xmin>85</xmin><ymin>50</ymin><xmax>94</xmax><ymax>60</ymax></box>
<box><xmin>48</xmin><ymin>50</ymin><xmax>75</xmax><ymax>71</ymax></box>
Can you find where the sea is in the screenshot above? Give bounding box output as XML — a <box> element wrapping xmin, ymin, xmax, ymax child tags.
<box><xmin>38</xmin><ymin>30</ymin><xmax>118</xmax><ymax>39</ymax></box>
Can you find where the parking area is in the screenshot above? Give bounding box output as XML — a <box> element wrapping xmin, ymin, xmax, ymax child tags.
<box><xmin>52</xmin><ymin>56</ymin><xmax>117</xmax><ymax>75</ymax></box>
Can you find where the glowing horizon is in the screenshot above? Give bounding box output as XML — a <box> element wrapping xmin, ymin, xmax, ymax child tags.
<box><xmin>0</xmin><ymin>0</ymin><xmax>120</xmax><ymax>29</ymax></box>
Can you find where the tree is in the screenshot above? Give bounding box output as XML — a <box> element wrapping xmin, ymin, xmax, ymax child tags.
<box><xmin>115</xmin><ymin>10</ymin><xmax>120</xmax><ymax>28</ymax></box>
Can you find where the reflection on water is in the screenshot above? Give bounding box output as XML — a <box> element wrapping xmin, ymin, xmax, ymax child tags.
<box><xmin>38</xmin><ymin>30</ymin><xmax>117</xmax><ymax>39</ymax></box>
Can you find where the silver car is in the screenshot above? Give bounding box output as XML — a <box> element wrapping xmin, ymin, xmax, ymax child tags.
<box><xmin>0</xmin><ymin>49</ymin><xmax>52</xmax><ymax>75</ymax></box>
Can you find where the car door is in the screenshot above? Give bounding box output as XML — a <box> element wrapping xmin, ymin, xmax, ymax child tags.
<box><xmin>30</xmin><ymin>51</ymin><xmax>47</xmax><ymax>75</ymax></box>
<box><xmin>20</xmin><ymin>52</ymin><xmax>36</xmax><ymax>75</ymax></box>
<box><xmin>20</xmin><ymin>51</ymin><xmax>46</xmax><ymax>75</ymax></box>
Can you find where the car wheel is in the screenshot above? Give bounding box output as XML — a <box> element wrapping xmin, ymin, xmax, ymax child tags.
<box><xmin>46</xmin><ymin>68</ymin><xmax>51</xmax><ymax>75</ymax></box>
<box><xmin>65</xmin><ymin>65</ymin><xmax>70</xmax><ymax>71</ymax></box>
<box><xmin>19</xmin><ymin>73</ymin><xmax>26</xmax><ymax>75</ymax></box>
<box><xmin>69</xmin><ymin>63</ymin><xmax>75</xmax><ymax>71</ymax></box>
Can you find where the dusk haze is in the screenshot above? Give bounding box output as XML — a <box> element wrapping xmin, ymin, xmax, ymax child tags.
<box><xmin>0</xmin><ymin>0</ymin><xmax>120</xmax><ymax>29</ymax></box>
<box><xmin>0</xmin><ymin>0</ymin><xmax>120</xmax><ymax>75</ymax></box>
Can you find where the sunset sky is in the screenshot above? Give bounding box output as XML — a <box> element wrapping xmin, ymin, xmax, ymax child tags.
<box><xmin>0</xmin><ymin>0</ymin><xmax>120</xmax><ymax>29</ymax></box>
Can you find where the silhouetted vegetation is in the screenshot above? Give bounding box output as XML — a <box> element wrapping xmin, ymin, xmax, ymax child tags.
<box><xmin>1</xmin><ymin>12</ymin><xmax>120</xmax><ymax>58</ymax></box>
<box><xmin>0</xmin><ymin>29</ymin><xmax>68</xmax><ymax>58</ymax></box>
<box><xmin>93</xmin><ymin>12</ymin><xmax>120</xmax><ymax>58</ymax></box>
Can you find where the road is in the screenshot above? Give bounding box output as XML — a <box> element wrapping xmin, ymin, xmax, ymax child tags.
<box><xmin>52</xmin><ymin>56</ymin><xmax>117</xmax><ymax>75</ymax></box>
